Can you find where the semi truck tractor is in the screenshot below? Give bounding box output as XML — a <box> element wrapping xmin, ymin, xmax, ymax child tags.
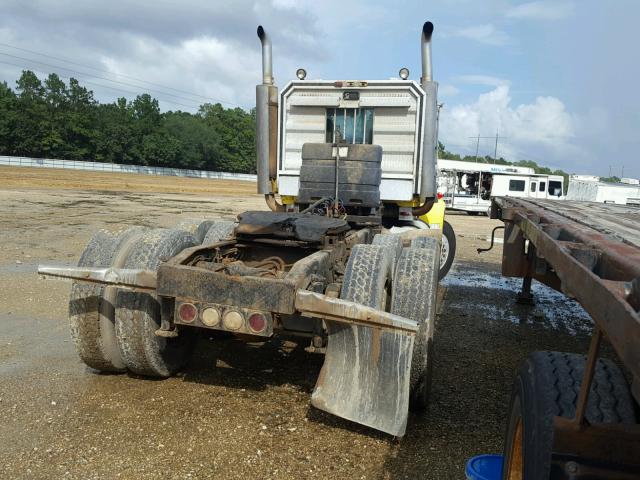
<box><xmin>39</xmin><ymin>21</ymin><xmax>455</xmax><ymax>437</ymax></box>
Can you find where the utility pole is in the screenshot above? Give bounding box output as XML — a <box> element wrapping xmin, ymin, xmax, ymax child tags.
<box><xmin>609</xmin><ymin>165</ymin><xmax>612</xmax><ymax>177</ymax></box>
<box><xmin>474</xmin><ymin>134</ymin><xmax>480</xmax><ymax>163</ymax></box>
<box><xmin>622</xmin><ymin>165</ymin><xmax>625</xmax><ymax>178</ymax></box>
<box><xmin>469</xmin><ymin>132</ymin><xmax>507</xmax><ymax>163</ymax></box>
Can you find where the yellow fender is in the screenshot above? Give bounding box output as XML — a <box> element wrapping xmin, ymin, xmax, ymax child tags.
<box><xmin>419</xmin><ymin>198</ymin><xmax>446</xmax><ymax>230</ymax></box>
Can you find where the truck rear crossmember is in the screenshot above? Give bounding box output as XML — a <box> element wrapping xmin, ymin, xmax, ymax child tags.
<box><xmin>38</xmin><ymin>259</ymin><xmax>420</xmax><ymax>336</ymax></box>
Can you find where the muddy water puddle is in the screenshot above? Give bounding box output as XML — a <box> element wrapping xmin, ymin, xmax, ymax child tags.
<box><xmin>442</xmin><ymin>262</ymin><xmax>593</xmax><ymax>335</ymax></box>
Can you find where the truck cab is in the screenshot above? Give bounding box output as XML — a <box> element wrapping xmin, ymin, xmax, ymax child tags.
<box><xmin>256</xmin><ymin>23</ymin><xmax>454</xmax><ymax>276</ymax></box>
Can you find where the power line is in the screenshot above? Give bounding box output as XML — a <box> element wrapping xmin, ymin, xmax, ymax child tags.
<box><xmin>0</xmin><ymin>41</ymin><xmax>226</xmax><ymax>104</ymax></box>
<box><xmin>0</xmin><ymin>51</ymin><xmax>205</xmax><ymax>107</ymax></box>
<box><xmin>0</xmin><ymin>59</ymin><xmax>203</xmax><ymax>110</ymax></box>
<box><xmin>0</xmin><ymin>50</ymin><xmax>241</xmax><ymax>109</ymax></box>
<box><xmin>468</xmin><ymin>131</ymin><xmax>508</xmax><ymax>163</ymax></box>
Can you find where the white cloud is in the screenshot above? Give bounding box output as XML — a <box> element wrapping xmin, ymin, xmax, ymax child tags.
<box><xmin>438</xmin><ymin>84</ymin><xmax>460</xmax><ymax>97</ymax></box>
<box><xmin>445</xmin><ymin>24</ymin><xmax>510</xmax><ymax>46</ymax></box>
<box><xmin>505</xmin><ymin>1</ymin><xmax>574</xmax><ymax>21</ymax></box>
<box><xmin>100</xmin><ymin>35</ymin><xmax>265</xmax><ymax>109</ymax></box>
<box><xmin>455</xmin><ymin>74</ymin><xmax>511</xmax><ymax>87</ymax></box>
<box><xmin>0</xmin><ymin>0</ymin><xmax>322</xmax><ymax>110</ymax></box>
<box><xmin>439</xmin><ymin>85</ymin><xmax>588</xmax><ymax>169</ymax></box>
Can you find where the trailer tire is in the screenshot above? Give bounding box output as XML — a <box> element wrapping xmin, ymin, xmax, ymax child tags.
<box><xmin>69</xmin><ymin>227</ymin><xmax>146</xmax><ymax>373</ymax></box>
<box><xmin>502</xmin><ymin>351</ymin><xmax>637</xmax><ymax>480</ymax></box>
<box><xmin>115</xmin><ymin>229</ymin><xmax>198</xmax><ymax>377</ymax></box>
<box><xmin>392</xmin><ymin>245</ymin><xmax>439</xmax><ymax>410</ymax></box>
<box><xmin>202</xmin><ymin>220</ymin><xmax>235</xmax><ymax>245</ymax></box>
<box><xmin>372</xmin><ymin>233</ymin><xmax>403</xmax><ymax>276</ymax></box>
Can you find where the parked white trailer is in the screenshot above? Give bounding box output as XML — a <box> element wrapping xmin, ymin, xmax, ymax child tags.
<box><xmin>566</xmin><ymin>177</ymin><xmax>640</xmax><ymax>205</ymax></box>
<box><xmin>437</xmin><ymin>159</ymin><xmax>564</xmax><ymax>214</ymax></box>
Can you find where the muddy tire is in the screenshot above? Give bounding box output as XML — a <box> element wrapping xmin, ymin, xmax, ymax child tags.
<box><xmin>202</xmin><ymin>220</ymin><xmax>235</xmax><ymax>245</ymax></box>
<box><xmin>115</xmin><ymin>229</ymin><xmax>198</xmax><ymax>377</ymax></box>
<box><xmin>69</xmin><ymin>227</ymin><xmax>146</xmax><ymax>372</ymax></box>
<box><xmin>341</xmin><ymin>244</ymin><xmax>391</xmax><ymax>308</ymax></box>
<box><xmin>391</xmin><ymin>244</ymin><xmax>439</xmax><ymax>410</ymax></box>
<box><xmin>372</xmin><ymin>233</ymin><xmax>403</xmax><ymax>276</ymax></box>
<box><xmin>174</xmin><ymin>218</ymin><xmax>201</xmax><ymax>235</ymax></box>
<box><xmin>502</xmin><ymin>351</ymin><xmax>637</xmax><ymax>479</ymax></box>
<box><xmin>413</xmin><ymin>222</ymin><xmax>455</xmax><ymax>280</ymax></box>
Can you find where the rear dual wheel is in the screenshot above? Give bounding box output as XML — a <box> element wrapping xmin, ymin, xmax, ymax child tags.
<box><xmin>70</xmin><ymin>228</ymin><xmax>197</xmax><ymax>377</ymax></box>
<box><xmin>174</xmin><ymin>219</ymin><xmax>235</xmax><ymax>244</ymax></box>
<box><xmin>115</xmin><ymin>228</ymin><xmax>198</xmax><ymax>377</ymax></box>
<box><xmin>392</xmin><ymin>240</ymin><xmax>440</xmax><ymax>409</ymax></box>
<box><xmin>69</xmin><ymin>226</ymin><xmax>146</xmax><ymax>372</ymax></box>
<box><xmin>397</xmin><ymin>220</ymin><xmax>455</xmax><ymax>279</ymax></box>
<box><xmin>341</xmin><ymin>237</ymin><xmax>439</xmax><ymax>411</ymax></box>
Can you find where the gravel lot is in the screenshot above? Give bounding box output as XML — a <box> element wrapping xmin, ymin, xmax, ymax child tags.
<box><xmin>0</xmin><ymin>166</ymin><xmax>600</xmax><ymax>479</ymax></box>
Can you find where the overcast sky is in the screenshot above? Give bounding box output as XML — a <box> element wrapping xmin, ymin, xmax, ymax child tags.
<box><xmin>1</xmin><ymin>0</ymin><xmax>638</xmax><ymax>177</ymax></box>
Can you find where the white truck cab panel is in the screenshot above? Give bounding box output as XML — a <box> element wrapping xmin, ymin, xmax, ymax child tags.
<box><xmin>277</xmin><ymin>81</ymin><xmax>426</xmax><ymax>202</ymax></box>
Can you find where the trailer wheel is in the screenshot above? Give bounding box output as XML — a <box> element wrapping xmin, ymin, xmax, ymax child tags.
<box><xmin>391</xmin><ymin>243</ymin><xmax>439</xmax><ymax>410</ymax></box>
<box><xmin>69</xmin><ymin>227</ymin><xmax>146</xmax><ymax>372</ymax></box>
<box><xmin>201</xmin><ymin>220</ymin><xmax>235</xmax><ymax>245</ymax></box>
<box><xmin>502</xmin><ymin>351</ymin><xmax>637</xmax><ymax>480</ymax></box>
<box><xmin>372</xmin><ymin>233</ymin><xmax>403</xmax><ymax>275</ymax></box>
<box><xmin>115</xmin><ymin>229</ymin><xmax>198</xmax><ymax>377</ymax></box>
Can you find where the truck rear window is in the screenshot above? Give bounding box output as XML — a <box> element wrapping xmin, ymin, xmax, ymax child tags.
<box><xmin>509</xmin><ymin>180</ymin><xmax>525</xmax><ymax>192</ymax></box>
<box><xmin>326</xmin><ymin>108</ymin><xmax>373</xmax><ymax>144</ymax></box>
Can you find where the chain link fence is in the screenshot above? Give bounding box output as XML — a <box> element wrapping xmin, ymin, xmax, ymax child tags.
<box><xmin>0</xmin><ymin>156</ymin><xmax>257</xmax><ymax>182</ymax></box>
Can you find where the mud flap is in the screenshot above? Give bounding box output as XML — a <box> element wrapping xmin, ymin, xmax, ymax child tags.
<box><xmin>311</xmin><ymin>322</ymin><xmax>414</xmax><ymax>437</ymax></box>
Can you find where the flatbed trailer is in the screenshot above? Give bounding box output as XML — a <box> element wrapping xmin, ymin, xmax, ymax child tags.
<box><xmin>491</xmin><ymin>197</ymin><xmax>640</xmax><ymax>479</ymax></box>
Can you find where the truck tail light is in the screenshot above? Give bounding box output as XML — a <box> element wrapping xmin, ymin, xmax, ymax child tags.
<box><xmin>248</xmin><ymin>312</ymin><xmax>267</xmax><ymax>333</ymax></box>
<box><xmin>177</xmin><ymin>302</ymin><xmax>197</xmax><ymax>323</ymax></box>
<box><xmin>222</xmin><ymin>310</ymin><xmax>244</xmax><ymax>331</ymax></box>
<box><xmin>201</xmin><ymin>306</ymin><xmax>220</xmax><ymax>327</ymax></box>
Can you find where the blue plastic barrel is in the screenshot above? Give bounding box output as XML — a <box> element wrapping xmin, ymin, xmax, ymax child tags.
<box><xmin>465</xmin><ymin>454</ymin><xmax>504</xmax><ymax>480</ymax></box>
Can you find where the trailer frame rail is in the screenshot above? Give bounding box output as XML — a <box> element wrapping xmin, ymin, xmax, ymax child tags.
<box><xmin>493</xmin><ymin>197</ymin><xmax>640</xmax><ymax>478</ymax></box>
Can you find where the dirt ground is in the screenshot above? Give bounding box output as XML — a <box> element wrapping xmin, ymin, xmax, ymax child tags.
<box><xmin>0</xmin><ymin>166</ymin><xmax>600</xmax><ymax>479</ymax></box>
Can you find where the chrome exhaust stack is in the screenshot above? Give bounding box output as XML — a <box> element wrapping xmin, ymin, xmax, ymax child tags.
<box><xmin>420</xmin><ymin>21</ymin><xmax>434</xmax><ymax>84</ymax></box>
<box><xmin>419</xmin><ymin>21</ymin><xmax>438</xmax><ymax>201</ymax></box>
<box><xmin>256</xmin><ymin>26</ymin><xmax>282</xmax><ymax>209</ymax></box>
<box><xmin>257</xmin><ymin>26</ymin><xmax>273</xmax><ymax>85</ymax></box>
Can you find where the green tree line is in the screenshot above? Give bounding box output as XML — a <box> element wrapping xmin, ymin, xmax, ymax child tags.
<box><xmin>0</xmin><ymin>70</ymin><xmax>577</xmax><ymax>183</ymax></box>
<box><xmin>0</xmin><ymin>71</ymin><xmax>256</xmax><ymax>173</ymax></box>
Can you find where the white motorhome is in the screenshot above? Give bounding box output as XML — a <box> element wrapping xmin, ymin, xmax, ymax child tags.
<box><xmin>437</xmin><ymin>159</ymin><xmax>565</xmax><ymax>214</ymax></box>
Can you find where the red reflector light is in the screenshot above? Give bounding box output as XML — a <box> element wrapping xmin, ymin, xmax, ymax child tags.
<box><xmin>437</xmin><ymin>192</ymin><xmax>444</xmax><ymax>199</ymax></box>
<box><xmin>178</xmin><ymin>303</ymin><xmax>197</xmax><ymax>323</ymax></box>
<box><xmin>248</xmin><ymin>313</ymin><xmax>266</xmax><ymax>333</ymax></box>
